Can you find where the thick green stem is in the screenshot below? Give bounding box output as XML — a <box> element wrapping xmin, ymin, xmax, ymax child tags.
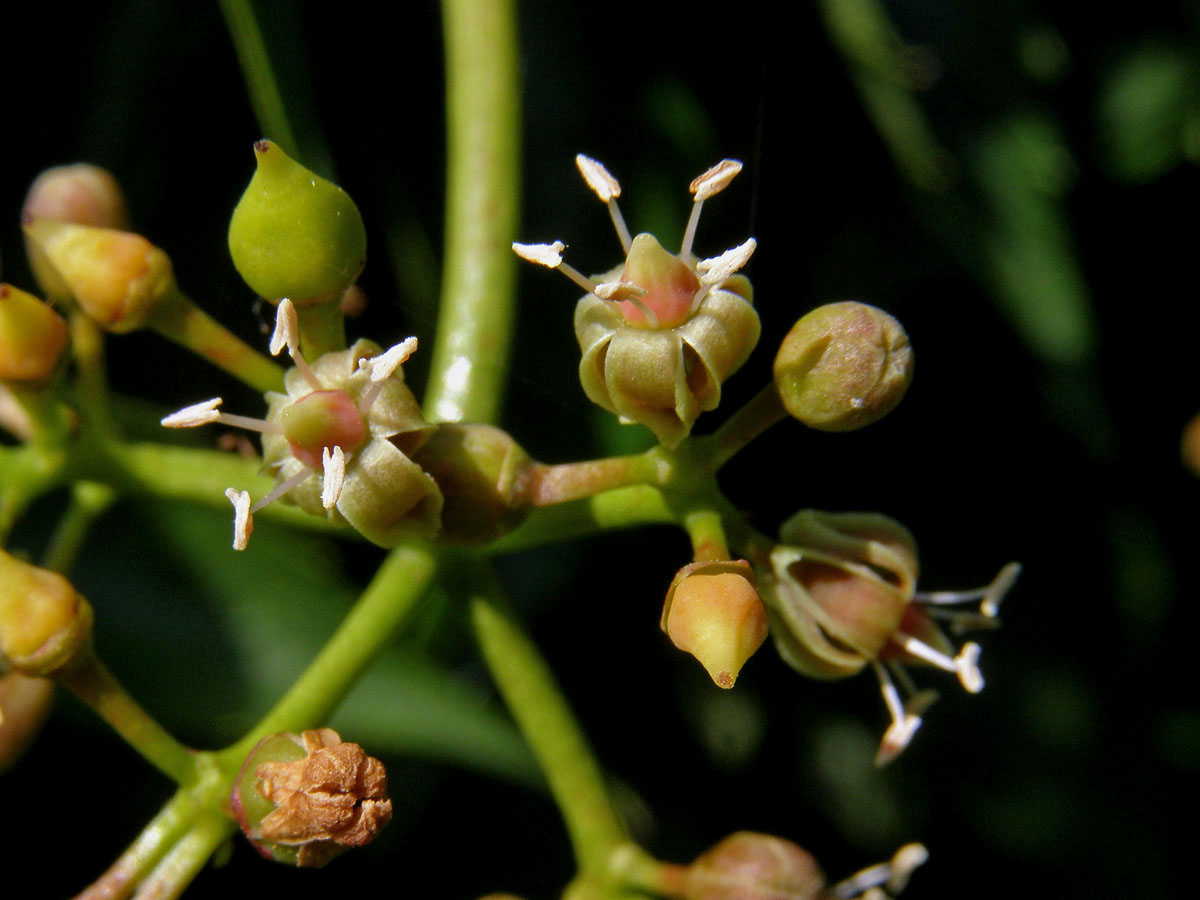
<box><xmin>470</xmin><ymin>587</ymin><xmax>628</xmax><ymax>878</ymax></box>
<box><xmin>63</xmin><ymin>655</ymin><xmax>196</xmax><ymax>783</ymax></box>
<box><xmin>426</xmin><ymin>0</ymin><xmax>520</xmax><ymax>424</ymax></box>
<box><xmin>149</xmin><ymin>290</ymin><xmax>284</xmax><ymax>393</ymax></box>
<box><xmin>524</xmin><ymin>451</ymin><xmax>668</xmax><ymax>507</ymax></box>
<box><xmin>489</xmin><ymin>484</ymin><xmax>678</xmax><ymax>554</ymax></box>
<box><xmin>683</xmin><ymin>508</ymin><xmax>730</xmax><ymax>562</ymax></box>
<box><xmin>295</xmin><ymin>297</ymin><xmax>346</xmax><ymax>358</ymax></box>
<box><xmin>220</xmin><ymin>543</ymin><xmax>436</xmax><ymax>766</ymax></box>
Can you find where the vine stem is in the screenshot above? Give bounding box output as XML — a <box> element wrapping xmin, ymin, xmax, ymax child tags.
<box><xmin>220</xmin><ymin>543</ymin><xmax>437</xmax><ymax>766</ymax></box>
<box><xmin>425</xmin><ymin>0</ymin><xmax>520</xmax><ymax>425</ymax></box>
<box><xmin>470</xmin><ymin>583</ymin><xmax>628</xmax><ymax>881</ymax></box>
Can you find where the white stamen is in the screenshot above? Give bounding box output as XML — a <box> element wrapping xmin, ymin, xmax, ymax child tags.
<box><xmin>872</xmin><ymin>661</ymin><xmax>928</xmax><ymax>766</ymax></box>
<box><xmin>593</xmin><ymin>281</ymin><xmax>647</xmax><ymax>302</ymax></box>
<box><xmin>981</xmin><ymin>561</ymin><xmax>1021</xmax><ymax>618</ymax></box>
<box><xmin>828</xmin><ymin>843</ymin><xmax>928</xmax><ymax>898</ymax></box>
<box><xmin>575</xmin><ymin>154</ymin><xmax>622</xmax><ymax>200</ymax></box>
<box><xmin>876</xmin><ymin>715</ymin><xmax>923</xmax><ymax>767</ymax></box>
<box><xmin>360</xmin><ymin>337</ymin><xmax>418</xmax><ymax>384</ymax></box>
<box><xmin>321</xmin><ymin>446</ymin><xmax>346</xmax><ymax>509</ymax></box>
<box><xmin>955</xmin><ymin>642</ymin><xmax>984</xmax><ymax>693</ymax></box>
<box><xmin>162</xmin><ymin>398</ymin><xmax>223</xmax><ymax>428</ymax></box>
<box><xmin>269</xmin><ymin>298</ymin><xmax>299</xmax><ymax>356</ymax></box>
<box><xmin>574</xmin><ymin>155</ymin><xmax>632</xmax><ymax>252</ymax></box>
<box><xmin>697</xmin><ymin>238</ymin><xmax>757</xmax><ymax>286</ymax></box>
<box><xmin>893</xmin><ymin>633</ymin><xmax>958</xmax><ymax>673</ymax></box>
<box><xmin>224</xmin><ymin>488</ymin><xmax>253</xmax><ymax>551</ymax></box>
<box><xmin>271</xmin><ymin>299</ymin><xmax>322</xmax><ymax>391</ymax></box>
<box><xmin>512</xmin><ymin>240</ymin><xmax>566</xmax><ymax>268</ymax></box>
<box><xmin>689</xmin><ymin>159</ymin><xmax>743</xmax><ymax>202</ymax></box>
<box><xmin>215</xmin><ymin>412</ymin><xmax>282</xmax><ymax>435</ymax></box>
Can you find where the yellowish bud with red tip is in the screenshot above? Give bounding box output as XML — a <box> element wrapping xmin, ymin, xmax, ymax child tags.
<box><xmin>0</xmin><ymin>284</ymin><xmax>69</xmax><ymax>385</ymax></box>
<box><xmin>0</xmin><ymin>551</ymin><xmax>93</xmax><ymax>679</ymax></box>
<box><xmin>661</xmin><ymin>559</ymin><xmax>768</xmax><ymax>689</ymax></box>
<box><xmin>774</xmin><ymin>301</ymin><xmax>912</xmax><ymax>432</ymax></box>
<box><xmin>21</xmin><ymin>218</ymin><xmax>175</xmax><ymax>333</ymax></box>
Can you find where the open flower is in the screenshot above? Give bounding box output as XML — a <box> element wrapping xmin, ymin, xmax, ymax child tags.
<box><xmin>514</xmin><ymin>156</ymin><xmax>760</xmax><ymax>447</ymax></box>
<box><xmin>162</xmin><ymin>299</ymin><xmax>441</xmax><ymax>549</ymax></box>
<box><xmin>760</xmin><ymin>509</ymin><xmax>1020</xmax><ymax>764</ymax></box>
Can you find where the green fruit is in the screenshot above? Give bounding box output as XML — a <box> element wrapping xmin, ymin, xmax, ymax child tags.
<box><xmin>228</xmin><ymin>140</ymin><xmax>367</xmax><ymax>303</ymax></box>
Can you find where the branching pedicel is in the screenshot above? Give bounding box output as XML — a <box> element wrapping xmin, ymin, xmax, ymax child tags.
<box><xmin>0</xmin><ymin>52</ymin><xmax>1019</xmax><ymax>897</ymax></box>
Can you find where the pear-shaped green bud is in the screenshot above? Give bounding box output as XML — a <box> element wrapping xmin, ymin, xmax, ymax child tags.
<box><xmin>228</xmin><ymin>140</ymin><xmax>367</xmax><ymax>304</ymax></box>
<box><xmin>774</xmin><ymin>301</ymin><xmax>912</xmax><ymax>432</ymax></box>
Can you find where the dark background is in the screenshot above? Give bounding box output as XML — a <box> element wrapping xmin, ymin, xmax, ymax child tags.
<box><xmin>3</xmin><ymin>1</ymin><xmax>1197</xmax><ymax>898</ymax></box>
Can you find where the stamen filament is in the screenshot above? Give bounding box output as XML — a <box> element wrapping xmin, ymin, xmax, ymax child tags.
<box><xmin>679</xmin><ymin>199</ymin><xmax>705</xmax><ymax>262</ymax></box>
<box><xmin>270</xmin><ymin>299</ymin><xmax>322</xmax><ymax>391</ymax></box>
<box><xmin>606</xmin><ymin>199</ymin><xmax>632</xmax><ymax>255</ymax></box>
<box><xmin>215</xmin><ymin>412</ymin><xmax>282</xmax><ymax>434</ymax></box>
<box><xmin>575</xmin><ymin>154</ymin><xmax>632</xmax><ymax>253</ymax></box>
<box><xmin>250</xmin><ymin>466</ymin><xmax>311</xmax><ymax>513</ymax></box>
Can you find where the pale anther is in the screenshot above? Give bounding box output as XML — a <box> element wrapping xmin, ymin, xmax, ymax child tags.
<box><xmin>269</xmin><ymin>298</ymin><xmax>300</xmax><ymax>357</ymax></box>
<box><xmin>955</xmin><ymin>642</ymin><xmax>984</xmax><ymax>693</ymax></box>
<box><xmin>360</xmin><ymin>337</ymin><xmax>418</xmax><ymax>384</ymax></box>
<box><xmin>982</xmin><ymin>561</ymin><xmax>1021</xmax><ymax>618</ymax></box>
<box><xmin>886</xmin><ymin>844</ymin><xmax>930</xmax><ymax>893</ymax></box>
<box><xmin>698</xmin><ymin>238</ymin><xmax>757</xmax><ymax>286</ymax></box>
<box><xmin>593</xmin><ymin>281</ymin><xmax>647</xmax><ymax>302</ymax></box>
<box><xmin>321</xmin><ymin>446</ymin><xmax>346</xmax><ymax>509</ymax></box>
<box><xmin>689</xmin><ymin>159</ymin><xmax>743</xmax><ymax>201</ymax></box>
<box><xmin>830</xmin><ymin>843</ymin><xmax>928</xmax><ymax>898</ymax></box>
<box><xmin>575</xmin><ymin>154</ymin><xmax>621</xmax><ymax>201</ymax></box>
<box><xmin>876</xmin><ymin>714</ymin><xmax>922</xmax><ymax>767</ymax></box>
<box><xmin>162</xmin><ymin>398</ymin><xmax>223</xmax><ymax>428</ymax></box>
<box><xmin>225</xmin><ymin>488</ymin><xmax>253</xmax><ymax>551</ymax></box>
<box><xmin>512</xmin><ymin>241</ymin><xmax>566</xmax><ymax>268</ymax></box>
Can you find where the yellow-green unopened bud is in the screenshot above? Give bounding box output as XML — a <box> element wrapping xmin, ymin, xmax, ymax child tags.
<box><xmin>411</xmin><ymin>423</ymin><xmax>533</xmax><ymax>542</ymax></box>
<box><xmin>0</xmin><ymin>284</ymin><xmax>69</xmax><ymax>385</ymax></box>
<box><xmin>0</xmin><ymin>551</ymin><xmax>93</xmax><ymax>678</ymax></box>
<box><xmin>21</xmin><ymin>218</ymin><xmax>175</xmax><ymax>333</ymax></box>
<box><xmin>23</xmin><ymin>164</ymin><xmax>130</xmax><ymax>231</ymax></box>
<box><xmin>228</xmin><ymin>140</ymin><xmax>367</xmax><ymax>304</ymax></box>
<box><xmin>773</xmin><ymin>301</ymin><xmax>912</xmax><ymax>432</ymax></box>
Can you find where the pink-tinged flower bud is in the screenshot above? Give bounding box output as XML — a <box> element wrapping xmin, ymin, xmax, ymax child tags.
<box><xmin>0</xmin><ymin>284</ymin><xmax>69</xmax><ymax>386</ymax></box>
<box><xmin>23</xmin><ymin>164</ymin><xmax>130</xmax><ymax>230</ymax></box>
<box><xmin>21</xmin><ymin>218</ymin><xmax>175</xmax><ymax>333</ymax></box>
<box><xmin>0</xmin><ymin>550</ymin><xmax>93</xmax><ymax>679</ymax></box>
<box><xmin>661</xmin><ymin>559</ymin><xmax>767</xmax><ymax>689</ymax></box>
<box><xmin>0</xmin><ymin>672</ymin><xmax>55</xmax><ymax>772</ymax></box>
<box><xmin>685</xmin><ymin>832</ymin><xmax>825</xmax><ymax>900</ymax></box>
<box><xmin>228</xmin><ymin>140</ymin><xmax>367</xmax><ymax>304</ymax></box>
<box><xmin>410</xmin><ymin>423</ymin><xmax>533</xmax><ymax>543</ymax></box>
<box><xmin>774</xmin><ymin>301</ymin><xmax>912</xmax><ymax>432</ymax></box>
<box><xmin>231</xmin><ymin>728</ymin><xmax>392</xmax><ymax>868</ymax></box>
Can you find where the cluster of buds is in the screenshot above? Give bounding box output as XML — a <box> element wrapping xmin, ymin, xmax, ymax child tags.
<box><xmin>514</xmin><ymin>155</ymin><xmax>760</xmax><ymax>447</ymax></box>
<box><xmin>231</xmin><ymin>728</ymin><xmax>392</xmax><ymax>868</ymax></box>
<box><xmin>761</xmin><ymin>510</ymin><xmax>1019</xmax><ymax>763</ymax></box>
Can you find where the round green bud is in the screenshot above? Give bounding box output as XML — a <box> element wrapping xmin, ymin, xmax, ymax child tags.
<box><xmin>228</xmin><ymin>140</ymin><xmax>367</xmax><ymax>304</ymax></box>
<box><xmin>773</xmin><ymin>301</ymin><xmax>912</xmax><ymax>432</ymax></box>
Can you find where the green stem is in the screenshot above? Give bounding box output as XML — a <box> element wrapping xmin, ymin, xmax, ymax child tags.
<box><xmin>524</xmin><ymin>451</ymin><xmax>667</xmax><ymax>507</ymax></box>
<box><xmin>63</xmin><ymin>655</ymin><xmax>196</xmax><ymax>783</ymax></box>
<box><xmin>70</xmin><ymin>312</ymin><xmax>117</xmax><ymax>438</ymax></box>
<box><xmin>218</xmin><ymin>0</ymin><xmax>300</xmax><ymax>158</ymax></box>
<box><xmin>149</xmin><ymin>290</ymin><xmax>284</xmax><ymax>394</ymax></box>
<box><xmin>295</xmin><ymin>297</ymin><xmax>346</xmax><ymax>358</ymax></box>
<box><xmin>470</xmin><ymin>587</ymin><xmax>628</xmax><ymax>879</ymax></box>
<box><xmin>609</xmin><ymin>844</ymin><xmax>691</xmax><ymax>898</ymax></box>
<box><xmin>702</xmin><ymin>382</ymin><xmax>787</xmax><ymax>471</ymax></box>
<box><xmin>220</xmin><ymin>543</ymin><xmax>437</xmax><ymax>766</ymax></box>
<box><xmin>489</xmin><ymin>484</ymin><xmax>678</xmax><ymax>554</ymax></box>
<box><xmin>682</xmin><ymin>508</ymin><xmax>729</xmax><ymax>562</ymax></box>
<box><xmin>40</xmin><ymin>481</ymin><xmax>116</xmax><ymax>574</ymax></box>
<box><xmin>134</xmin><ymin>812</ymin><xmax>234</xmax><ymax>900</ymax></box>
<box><xmin>426</xmin><ymin>0</ymin><xmax>521</xmax><ymax>424</ymax></box>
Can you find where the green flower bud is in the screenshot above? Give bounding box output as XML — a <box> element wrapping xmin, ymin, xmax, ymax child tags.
<box><xmin>685</xmin><ymin>832</ymin><xmax>825</xmax><ymax>900</ymax></box>
<box><xmin>228</xmin><ymin>140</ymin><xmax>367</xmax><ymax>304</ymax></box>
<box><xmin>410</xmin><ymin>423</ymin><xmax>533</xmax><ymax>543</ymax></box>
<box><xmin>0</xmin><ymin>550</ymin><xmax>93</xmax><ymax>678</ymax></box>
<box><xmin>773</xmin><ymin>301</ymin><xmax>912</xmax><ymax>431</ymax></box>
<box><xmin>231</xmin><ymin>728</ymin><xmax>392</xmax><ymax>868</ymax></box>
<box><xmin>21</xmin><ymin>218</ymin><xmax>175</xmax><ymax>333</ymax></box>
<box><xmin>0</xmin><ymin>284</ymin><xmax>69</xmax><ymax>386</ymax></box>
<box><xmin>660</xmin><ymin>559</ymin><xmax>767</xmax><ymax>689</ymax></box>
<box><xmin>762</xmin><ymin>510</ymin><xmax>918</xmax><ymax>680</ymax></box>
